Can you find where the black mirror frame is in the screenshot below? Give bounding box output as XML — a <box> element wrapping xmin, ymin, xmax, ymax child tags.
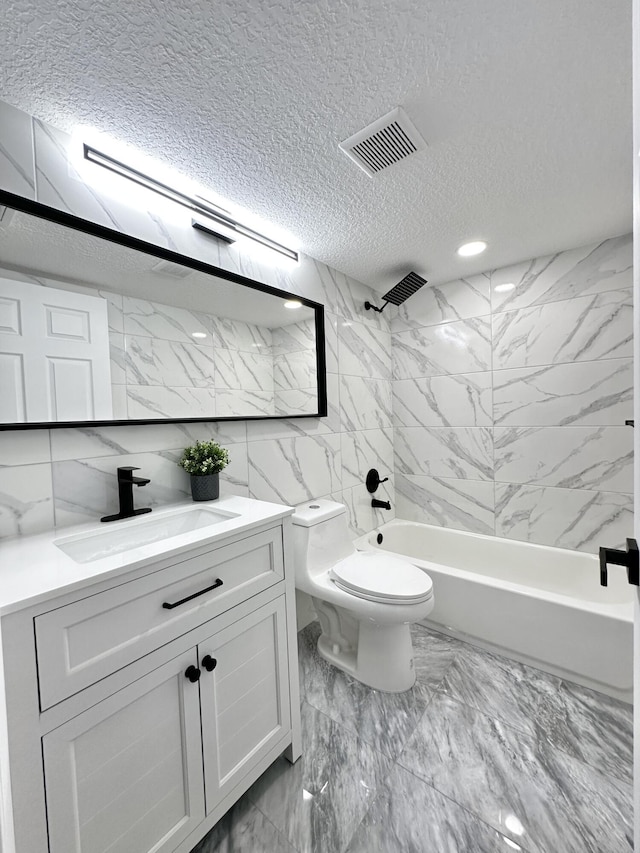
<box><xmin>0</xmin><ymin>189</ymin><xmax>327</xmax><ymax>430</ymax></box>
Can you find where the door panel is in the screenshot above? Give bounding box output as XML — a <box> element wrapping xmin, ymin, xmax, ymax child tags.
<box><xmin>43</xmin><ymin>648</ymin><xmax>205</xmax><ymax>853</ymax></box>
<box><xmin>200</xmin><ymin>597</ymin><xmax>291</xmax><ymax>811</ymax></box>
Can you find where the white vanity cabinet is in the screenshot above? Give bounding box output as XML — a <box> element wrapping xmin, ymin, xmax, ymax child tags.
<box><xmin>0</xmin><ymin>499</ymin><xmax>301</xmax><ymax>853</ymax></box>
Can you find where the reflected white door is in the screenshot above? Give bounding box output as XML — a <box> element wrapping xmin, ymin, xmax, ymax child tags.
<box><xmin>0</xmin><ymin>277</ymin><xmax>113</xmax><ymax>422</ymax></box>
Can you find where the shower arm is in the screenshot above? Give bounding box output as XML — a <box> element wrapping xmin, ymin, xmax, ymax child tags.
<box><xmin>364</xmin><ymin>300</ymin><xmax>389</xmax><ymax>313</ymax></box>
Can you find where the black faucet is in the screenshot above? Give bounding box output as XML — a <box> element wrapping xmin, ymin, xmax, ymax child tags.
<box><xmin>101</xmin><ymin>466</ymin><xmax>152</xmax><ymax>522</ymax></box>
<box><xmin>371</xmin><ymin>498</ymin><xmax>391</xmax><ymax>510</ymax></box>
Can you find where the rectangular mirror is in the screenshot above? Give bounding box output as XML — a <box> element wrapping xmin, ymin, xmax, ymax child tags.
<box><xmin>0</xmin><ymin>194</ymin><xmax>326</xmax><ymax>427</ymax></box>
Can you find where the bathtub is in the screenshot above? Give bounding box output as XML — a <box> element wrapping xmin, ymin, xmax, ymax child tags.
<box><xmin>354</xmin><ymin>520</ymin><xmax>634</xmax><ymax>702</ymax></box>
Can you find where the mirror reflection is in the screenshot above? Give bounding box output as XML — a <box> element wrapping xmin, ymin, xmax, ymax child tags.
<box><xmin>0</xmin><ymin>205</ymin><xmax>322</xmax><ymax>425</ymax></box>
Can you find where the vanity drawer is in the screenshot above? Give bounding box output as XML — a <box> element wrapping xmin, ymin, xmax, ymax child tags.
<box><xmin>35</xmin><ymin>526</ymin><xmax>284</xmax><ymax>710</ymax></box>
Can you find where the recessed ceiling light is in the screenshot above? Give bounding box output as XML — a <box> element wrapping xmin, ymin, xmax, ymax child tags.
<box><xmin>284</xmin><ymin>300</ymin><xmax>303</xmax><ymax>309</ymax></box>
<box><xmin>457</xmin><ymin>240</ymin><xmax>487</xmax><ymax>257</ymax></box>
<box><xmin>494</xmin><ymin>282</ymin><xmax>515</xmax><ymax>293</ymax></box>
<box><xmin>192</xmin><ymin>332</ymin><xmax>207</xmax><ymax>339</ymax></box>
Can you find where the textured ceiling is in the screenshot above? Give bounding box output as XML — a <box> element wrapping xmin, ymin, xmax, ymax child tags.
<box><xmin>0</xmin><ymin>0</ymin><xmax>632</xmax><ymax>291</ymax></box>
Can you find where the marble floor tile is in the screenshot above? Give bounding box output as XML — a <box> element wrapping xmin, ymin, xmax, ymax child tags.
<box><xmin>190</xmin><ymin>792</ymin><xmax>296</xmax><ymax>852</ymax></box>
<box><xmin>298</xmin><ymin>624</ymin><xmax>431</xmax><ymax>760</ymax></box>
<box><xmin>438</xmin><ymin>642</ymin><xmax>561</xmax><ymax>735</ymax></box>
<box><xmin>248</xmin><ymin>702</ymin><xmax>392</xmax><ymax>853</ymax></box>
<box><xmin>398</xmin><ymin>693</ymin><xmax>632</xmax><ymax>853</ymax></box>
<box><xmin>535</xmin><ymin>679</ymin><xmax>633</xmax><ymax>785</ymax></box>
<box><xmin>345</xmin><ymin>764</ymin><xmax>526</xmax><ymax>853</ymax></box>
<box><xmin>410</xmin><ymin>624</ymin><xmax>463</xmax><ymax>690</ymax></box>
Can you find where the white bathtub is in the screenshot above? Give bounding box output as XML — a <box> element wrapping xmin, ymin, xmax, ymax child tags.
<box><xmin>354</xmin><ymin>520</ymin><xmax>634</xmax><ymax>702</ymax></box>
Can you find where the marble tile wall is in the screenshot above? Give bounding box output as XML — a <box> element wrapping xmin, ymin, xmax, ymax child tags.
<box><xmin>0</xmin><ymin>99</ymin><xmax>395</xmax><ymax>544</ymax></box>
<box><xmin>392</xmin><ymin>236</ymin><xmax>634</xmax><ymax>552</ymax></box>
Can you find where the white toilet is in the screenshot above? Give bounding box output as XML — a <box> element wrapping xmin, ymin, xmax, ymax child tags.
<box><xmin>291</xmin><ymin>499</ymin><xmax>434</xmax><ymax>692</ymax></box>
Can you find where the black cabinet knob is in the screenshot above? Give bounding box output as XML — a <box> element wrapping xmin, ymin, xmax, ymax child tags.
<box><xmin>599</xmin><ymin>539</ymin><xmax>639</xmax><ymax>587</ymax></box>
<box><xmin>202</xmin><ymin>655</ymin><xmax>217</xmax><ymax>672</ymax></box>
<box><xmin>185</xmin><ymin>665</ymin><xmax>201</xmax><ymax>683</ymax></box>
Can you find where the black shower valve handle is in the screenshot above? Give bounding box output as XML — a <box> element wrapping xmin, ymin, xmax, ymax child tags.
<box><xmin>366</xmin><ymin>468</ymin><xmax>389</xmax><ymax>494</ymax></box>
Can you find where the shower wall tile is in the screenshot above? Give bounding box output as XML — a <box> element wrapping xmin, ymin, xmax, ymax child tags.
<box><xmin>492</xmin><ymin>290</ymin><xmax>632</xmax><ymax>370</ymax></box>
<box><xmin>341</xmin><ymin>428</ymin><xmax>394</xmax><ymax>490</ymax></box>
<box><xmin>342</xmin><ymin>480</ymin><xmax>395</xmax><ymax>536</ymax></box>
<box><xmin>493</xmin><ymin>358</ymin><xmax>633</xmax><ymax>427</ymax></box>
<box><xmin>339</xmin><ymin>376</ymin><xmax>392</xmax><ymax>431</ymax></box>
<box><xmin>490</xmin><ymin>234</ymin><xmax>633</xmax><ymax>313</ymax></box>
<box><xmin>395</xmin><ymin>474</ymin><xmax>494</xmax><ymax>536</ymax></box>
<box><xmin>338</xmin><ymin>321</ymin><xmax>392</xmax><ymax>380</ymax></box>
<box><xmin>0</xmin><ymin>101</ymin><xmax>35</xmax><ymax>198</ymax></box>
<box><xmin>494</xmin><ymin>426</ymin><xmax>633</xmax><ymax>494</ymax></box>
<box><xmin>391</xmin><ymin>273</ymin><xmax>491</xmax><ymax>332</ymax></box>
<box><xmin>392</xmin><ymin>373</ymin><xmax>492</xmax><ymax>427</ymax></box>
<box><xmin>395</xmin><ymin>427</ymin><xmax>494</xmax><ymax>481</ymax></box>
<box><xmin>0</xmin><ymin>430</ymin><xmax>51</xmax><ymax>466</ymax></box>
<box><xmin>324</xmin><ymin>313</ymin><xmax>339</xmax><ymax>374</ymax></box>
<box><xmin>0</xmin><ymin>463</ymin><xmax>54</xmax><ymax>537</ymax></box>
<box><xmin>495</xmin><ymin>483</ymin><xmax>633</xmax><ymax>552</ymax></box>
<box><xmin>393</xmin><ymin>317</ymin><xmax>491</xmax><ymax>380</ymax></box>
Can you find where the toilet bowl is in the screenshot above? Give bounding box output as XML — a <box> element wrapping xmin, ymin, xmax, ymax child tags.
<box><xmin>292</xmin><ymin>500</ymin><xmax>434</xmax><ymax>692</ymax></box>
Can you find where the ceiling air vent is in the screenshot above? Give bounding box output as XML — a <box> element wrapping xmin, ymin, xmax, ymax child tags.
<box><xmin>151</xmin><ymin>259</ymin><xmax>193</xmax><ymax>278</ymax></box>
<box><xmin>339</xmin><ymin>107</ymin><xmax>427</xmax><ymax>177</ymax></box>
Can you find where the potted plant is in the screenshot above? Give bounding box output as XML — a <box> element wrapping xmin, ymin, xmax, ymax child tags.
<box><xmin>178</xmin><ymin>439</ymin><xmax>230</xmax><ymax>502</ymax></box>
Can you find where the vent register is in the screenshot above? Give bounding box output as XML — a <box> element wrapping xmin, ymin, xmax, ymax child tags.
<box><xmin>339</xmin><ymin>108</ymin><xmax>427</xmax><ymax>176</ymax></box>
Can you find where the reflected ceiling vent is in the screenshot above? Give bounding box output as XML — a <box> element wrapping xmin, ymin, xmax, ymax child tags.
<box><xmin>339</xmin><ymin>107</ymin><xmax>427</xmax><ymax>177</ymax></box>
<box><xmin>151</xmin><ymin>259</ymin><xmax>193</xmax><ymax>278</ymax></box>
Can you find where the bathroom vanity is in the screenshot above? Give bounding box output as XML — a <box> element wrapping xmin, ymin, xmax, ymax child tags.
<box><xmin>0</xmin><ymin>496</ymin><xmax>301</xmax><ymax>853</ymax></box>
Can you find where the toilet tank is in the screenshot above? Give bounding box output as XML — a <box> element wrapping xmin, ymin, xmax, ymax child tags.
<box><xmin>291</xmin><ymin>500</ymin><xmax>355</xmax><ymax>577</ymax></box>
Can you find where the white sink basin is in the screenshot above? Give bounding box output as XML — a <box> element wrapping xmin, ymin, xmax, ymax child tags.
<box><xmin>54</xmin><ymin>506</ymin><xmax>240</xmax><ymax>563</ymax></box>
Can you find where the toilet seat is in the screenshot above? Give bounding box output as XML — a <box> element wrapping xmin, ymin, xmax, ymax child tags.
<box><xmin>330</xmin><ymin>551</ymin><xmax>433</xmax><ymax>605</ymax></box>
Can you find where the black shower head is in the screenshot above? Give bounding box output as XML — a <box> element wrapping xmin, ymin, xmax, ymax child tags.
<box><xmin>364</xmin><ymin>271</ymin><xmax>427</xmax><ymax>313</ymax></box>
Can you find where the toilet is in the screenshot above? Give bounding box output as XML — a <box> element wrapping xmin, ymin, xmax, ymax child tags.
<box><xmin>291</xmin><ymin>499</ymin><xmax>434</xmax><ymax>692</ymax></box>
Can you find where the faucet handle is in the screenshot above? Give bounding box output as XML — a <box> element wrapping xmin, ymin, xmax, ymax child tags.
<box><xmin>117</xmin><ymin>466</ymin><xmax>140</xmax><ymax>480</ymax></box>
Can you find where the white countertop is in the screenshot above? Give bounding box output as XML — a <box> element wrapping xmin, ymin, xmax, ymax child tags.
<box><xmin>0</xmin><ymin>496</ymin><xmax>293</xmax><ymax>615</ymax></box>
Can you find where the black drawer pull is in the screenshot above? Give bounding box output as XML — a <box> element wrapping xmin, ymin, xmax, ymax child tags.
<box><xmin>162</xmin><ymin>578</ymin><xmax>224</xmax><ymax>610</ymax></box>
<box><xmin>202</xmin><ymin>655</ymin><xmax>217</xmax><ymax>672</ymax></box>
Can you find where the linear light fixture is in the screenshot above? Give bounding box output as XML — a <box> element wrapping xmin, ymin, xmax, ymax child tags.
<box><xmin>83</xmin><ymin>143</ymin><xmax>299</xmax><ymax>261</ymax></box>
<box><xmin>191</xmin><ymin>218</ymin><xmax>236</xmax><ymax>245</ymax></box>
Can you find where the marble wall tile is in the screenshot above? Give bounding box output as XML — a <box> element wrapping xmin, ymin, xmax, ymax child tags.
<box><xmin>49</xmin><ymin>421</ymin><xmax>246</xmax><ymax>461</ymax></box>
<box><xmin>324</xmin><ymin>312</ymin><xmax>339</xmax><ymax>374</ymax></box>
<box><xmin>271</xmin><ymin>318</ymin><xmax>315</xmax><ymax>356</ymax></box>
<box><xmin>0</xmin><ymin>463</ymin><xmax>54</xmax><ymax>537</ymax></box>
<box><xmin>123</xmin><ymin>297</ymin><xmax>210</xmax><ymax>343</ymax></box>
<box><xmin>494</xmin><ymin>426</ymin><xmax>633</xmax><ymax>493</ymax></box>
<box><xmin>493</xmin><ymin>290</ymin><xmax>632</xmax><ymax>370</ymax></box>
<box><xmin>339</xmin><ymin>376</ymin><xmax>392</xmax><ymax>431</ymax></box>
<box><xmin>337</xmin><ymin>321</ymin><xmax>392</xmax><ymax>380</ymax></box>
<box><xmin>395</xmin><ymin>473</ymin><xmax>495</xmax><ymax>535</ymax></box>
<box><xmin>335</xmin><ymin>274</ymin><xmax>391</xmax><ymax>332</ymax></box>
<box><xmin>0</xmin><ymin>102</ymin><xmax>35</xmax><ymax>198</ymax></box>
<box><xmin>210</xmin><ymin>316</ymin><xmax>272</xmax><ymax>352</ymax></box>
<box><xmin>247</xmin><ymin>434</ymin><xmax>341</xmax><ymax>506</ymax></box>
<box><xmin>246</xmin><ymin>375</ymin><xmax>340</xmax><ymax>440</ymax></box>
<box><xmin>125</xmin><ymin>336</ymin><xmax>217</xmax><ymax>387</ymax></box>
<box><xmin>391</xmin><ymin>273</ymin><xmax>491</xmax><ymax>333</ymax></box>
<box><xmin>215</xmin><ymin>390</ymin><xmax>274</xmax><ymax>417</ymax></box>
<box><xmin>342</xmin><ymin>481</ymin><xmax>395</xmax><ymax>536</ymax></box>
<box><xmin>491</xmin><ymin>234</ymin><xmax>633</xmax><ymax>313</ymax></box>
<box><xmin>108</xmin><ymin>333</ymin><xmax>126</xmax><ymax>384</ymax></box>
<box><xmin>274</xmin><ymin>388</ymin><xmax>318</xmax><ymax>416</ymax></box>
<box><xmin>341</xmin><ymin>428</ymin><xmax>394</xmax><ymax>490</ymax></box>
<box><xmin>214</xmin><ymin>348</ymin><xmax>274</xmax><ymax>391</ymax></box>
<box><xmin>393</xmin><ymin>373</ymin><xmax>492</xmax><ymax>427</ymax></box>
<box><xmin>493</xmin><ymin>358</ymin><xmax>633</xmax><ymax>427</ymax></box>
<box><xmin>495</xmin><ymin>482</ymin><xmax>633</xmax><ymax>552</ymax></box>
<box><xmin>125</xmin><ymin>386</ymin><xmax>217</xmax><ymax>420</ymax></box>
<box><xmin>393</xmin><ymin>316</ymin><xmax>492</xmax><ymax>380</ymax></box>
<box><xmin>0</xmin><ymin>430</ymin><xmax>51</xmax><ymax>465</ymax></box>
<box><xmin>274</xmin><ymin>350</ymin><xmax>316</xmax><ymax>390</ymax></box>
<box><xmin>395</xmin><ymin>427</ymin><xmax>494</xmax><ymax>480</ymax></box>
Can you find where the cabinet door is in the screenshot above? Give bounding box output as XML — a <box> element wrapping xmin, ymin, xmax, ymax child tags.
<box><xmin>199</xmin><ymin>597</ymin><xmax>291</xmax><ymax>811</ymax></box>
<box><xmin>43</xmin><ymin>648</ymin><xmax>205</xmax><ymax>853</ymax></box>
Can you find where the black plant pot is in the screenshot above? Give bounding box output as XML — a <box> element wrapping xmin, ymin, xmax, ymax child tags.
<box><xmin>190</xmin><ymin>472</ymin><xmax>220</xmax><ymax>502</ymax></box>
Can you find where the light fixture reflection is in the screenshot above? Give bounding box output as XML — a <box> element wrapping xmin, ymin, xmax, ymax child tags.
<box><xmin>191</xmin><ymin>332</ymin><xmax>208</xmax><ymax>339</ymax></box>
<box><xmin>457</xmin><ymin>240</ymin><xmax>487</xmax><ymax>257</ymax></box>
<box><xmin>284</xmin><ymin>300</ymin><xmax>303</xmax><ymax>309</ymax></box>
<box><xmin>494</xmin><ymin>282</ymin><xmax>515</xmax><ymax>293</ymax></box>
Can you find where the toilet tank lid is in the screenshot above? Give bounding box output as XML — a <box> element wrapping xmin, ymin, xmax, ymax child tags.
<box><xmin>291</xmin><ymin>499</ymin><xmax>346</xmax><ymax>527</ymax></box>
